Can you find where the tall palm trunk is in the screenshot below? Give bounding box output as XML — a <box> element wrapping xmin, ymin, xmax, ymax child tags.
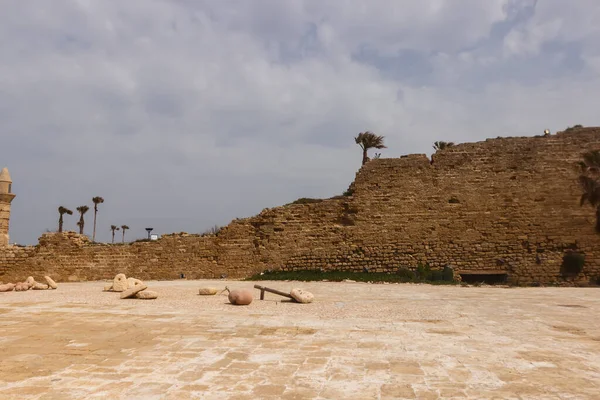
<box><xmin>78</xmin><ymin>217</ymin><xmax>85</xmax><ymax>234</ymax></box>
<box><xmin>122</xmin><ymin>230</ymin><xmax>125</xmax><ymax>243</ymax></box>
<box><xmin>362</xmin><ymin>148</ymin><xmax>368</xmax><ymax>165</ymax></box>
<box><xmin>58</xmin><ymin>215</ymin><xmax>64</xmax><ymax>233</ymax></box>
<box><xmin>93</xmin><ymin>205</ymin><xmax>98</xmax><ymax>241</ymax></box>
<box><xmin>112</xmin><ymin>230</ymin><xmax>115</xmax><ymax>244</ymax></box>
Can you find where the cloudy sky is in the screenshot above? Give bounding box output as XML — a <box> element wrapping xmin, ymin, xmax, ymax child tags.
<box><xmin>1</xmin><ymin>0</ymin><xmax>599</xmax><ymax>244</ymax></box>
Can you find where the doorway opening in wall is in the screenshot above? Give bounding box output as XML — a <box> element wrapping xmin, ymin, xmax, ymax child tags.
<box><xmin>459</xmin><ymin>272</ymin><xmax>508</xmax><ymax>285</ymax></box>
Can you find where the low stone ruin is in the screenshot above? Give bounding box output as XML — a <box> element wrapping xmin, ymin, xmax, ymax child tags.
<box><xmin>0</xmin><ymin>276</ymin><xmax>58</xmax><ymax>292</ymax></box>
<box><xmin>103</xmin><ymin>274</ymin><xmax>158</xmax><ymax>299</ymax></box>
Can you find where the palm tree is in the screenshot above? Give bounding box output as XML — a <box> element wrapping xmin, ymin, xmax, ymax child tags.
<box><xmin>579</xmin><ymin>150</ymin><xmax>600</xmax><ymax>174</ymax></box>
<box><xmin>202</xmin><ymin>224</ymin><xmax>221</xmax><ymax>236</ymax></box>
<box><xmin>58</xmin><ymin>206</ymin><xmax>73</xmax><ymax>233</ymax></box>
<box><xmin>121</xmin><ymin>225</ymin><xmax>129</xmax><ymax>243</ymax></box>
<box><xmin>579</xmin><ymin>176</ymin><xmax>600</xmax><ymax>232</ymax></box>
<box><xmin>433</xmin><ymin>141</ymin><xmax>455</xmax><ymax>151</ymax></box>
<box><xmin>579</xmin><ymin>150</ymin><xmax>600</xmax><ymax>233</ymax></box>
<box><xmin>92</xmin><ymin>196</ymin><xmax>104</xmax><ymax>242</ymax></box>
<box><xmin>354</xmin><ymin>131</ymin><xmax>387</xmax><ymax>165</ymax></box>
<box><xmin>76</xmin><ymin>205</ymin><xmax>89</xmax><ymax>235</ymax></box>
<box><xmin>110</xmin><ymin>225</ymin><xmax>120</xmax><ymax>244</ymax></box>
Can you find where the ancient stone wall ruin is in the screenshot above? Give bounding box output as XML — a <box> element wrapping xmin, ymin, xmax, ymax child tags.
<box><xmin>0</xmin><ymin>229</ymin><xmax>259</xmax><ymax>283</ymax></box>
<box><xmin>2</xmin><ymin>127</ymin><xmax>600</xmax><ymax>285</ymax></box>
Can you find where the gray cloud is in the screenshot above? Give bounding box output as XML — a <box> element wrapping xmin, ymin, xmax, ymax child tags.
<box><xmin>1</xmin><ymin>0</ymin><xmax>599</xmax><ymax>244</ymax></box>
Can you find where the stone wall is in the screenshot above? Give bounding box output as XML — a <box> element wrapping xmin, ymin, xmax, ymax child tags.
<box><xmin>0</xmin><ymin>230</ymin><xmax>259</xmax><ymax>282</ymax></box>
<box><xmin>2</xmin><ymin>127</ymin><xmax>600</xmax><ymax>285</ymax></box>
<box><xmin>277</xmin><ymin>129</ymin><xmax>600</xmax><ymax>284</ymax></box>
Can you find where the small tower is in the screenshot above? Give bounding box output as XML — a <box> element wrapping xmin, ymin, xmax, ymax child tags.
<box><xmin>0</xmin><ymin>167</ymin><xmax>16</xmax><ymax>246</ymax></box>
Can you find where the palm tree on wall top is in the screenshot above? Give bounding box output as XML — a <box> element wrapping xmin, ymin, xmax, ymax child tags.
<box><xmin>433</xmin><ymin>141</ymin><xmax>455</xmax><ymax>151</ymax></box>
<box><xmin>121</xmin><ymin>225</ymin><xmax>129</xmax><ymax>243</ymax></box>
<box><xmin>579</xmin><ymin>150</ymin><xmax>600</xmax><ymax>232</ymax></box>
<box><xmin>57</xmin><ymin>206</ymin><xmax>73</xmax><ymax>233</ymax></box>
<box><xmin>110</xmin><ymin>225</ymin><xmax>120</xmax><ymax>244</ymax></box>
<box><xmin>355</xmin><ymin>131</ymin><xmax>387</xmax><ymax>165</ymax></box>
<box><xmin>579</xmin><ymin>150</ymin><xmax>600</xmax><ymax>175</ymax></box>
<box><xmin>92</xmin><ymin>196</ymin><xmax>104</xmax><ymax>242</ymax></box>
<box><xmin>76</xmin><ymin>205</ymin><xmax>89</xmax><ymax>235</ymax></box>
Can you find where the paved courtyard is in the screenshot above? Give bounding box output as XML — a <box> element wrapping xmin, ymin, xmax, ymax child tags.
<box><xmin>0</xmin><ymin>280</ymin><xmax>599</xmax><ymax>399</ymax></box>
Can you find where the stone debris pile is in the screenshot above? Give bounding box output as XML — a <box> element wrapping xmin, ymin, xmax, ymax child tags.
<box><xmin>103</xmin><ymin>274</ymin><xmax>158</xmax><ymax>300</ymax></box>
<box><xmin>0</xmin><ymin>276</ymin><xmax>58</xmax><ymax>292</ymax></box>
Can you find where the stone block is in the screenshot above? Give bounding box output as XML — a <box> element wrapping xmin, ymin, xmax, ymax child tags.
<box><xmin>120</xmin><ymin>284</ymin><xmax>148</xmax><ymax>299</ymax></box>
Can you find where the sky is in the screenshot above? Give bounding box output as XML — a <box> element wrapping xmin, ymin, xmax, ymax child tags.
<box><xmin>1</xmin><ymin>0</ymin><xmax>599</xmax><ymax>245</ymax></box>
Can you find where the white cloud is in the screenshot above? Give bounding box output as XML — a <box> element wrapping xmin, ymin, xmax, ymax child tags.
<box><xmin>502</xmin><ymin>0</ymin><xmax>600</xmax><ymax>58</ymax></box>
<box><xmin>1</xmin><ymin>0</ymin><xmax>599</xmax><ymax>244</ymax></box>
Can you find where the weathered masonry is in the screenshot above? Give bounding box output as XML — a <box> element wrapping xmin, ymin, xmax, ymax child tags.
<box><xmin>2</xmin><ymin>127</ymin><xmax>600</xmax><ymax>285</ymax></box>
<box><xmin>0</xmin><ymin>168</ymin><xmax>16</xmax><ymax>247</ymax></box>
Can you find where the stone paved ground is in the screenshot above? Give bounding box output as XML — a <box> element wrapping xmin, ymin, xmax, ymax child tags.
<box><xmin>0</xmin><ymin>280</ymin><xmax>599</xmax><ymax>399</ymax></box>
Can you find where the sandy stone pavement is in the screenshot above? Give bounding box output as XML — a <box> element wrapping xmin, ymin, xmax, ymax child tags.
<box><xmin>0</xmin><ymin>280</ymin><xmax>599</xmax><ymax>399</ymax></box>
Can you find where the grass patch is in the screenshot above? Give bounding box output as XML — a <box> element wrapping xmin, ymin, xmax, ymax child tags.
<box><xmin>564</xmin><ymin>124</ymin><xmax>584</xmax><ymax>133</ymax></box>
<box><xmin>245</xmin><ymin>269</ymin><xmax>458</xmax><ymax>284</ymax></box>
<box><xmin>287</xmin><ymin>198</ymin><xmax>323</xmax><ymax>205</ymax></box>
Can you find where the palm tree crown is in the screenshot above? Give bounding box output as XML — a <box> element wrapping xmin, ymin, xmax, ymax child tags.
<box><xmin>76</xmin><ymin>205</ymin><xmax>89</xmax><ymax>235</ymax></box>
<box><xmin>355</xmin><ymin>131</ymin><xmax>387</xmax><ymax>165</ymax></box>
<box><xmin>58</xmin><ymin>206</ymin><xmax>73</xmax><ymax>233</ymax></box>
<box><xmin>110</xmin><ymin>225</ymin><xmax>120</xmax><ymax>244</ymax></box>
<box><xmin>433</xmin><ymin>141</ymin><xmax>455</xmax><ymax>151</ymax></box>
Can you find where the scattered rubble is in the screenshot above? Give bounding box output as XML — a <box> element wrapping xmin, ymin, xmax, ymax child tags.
<box><xmin>136</xmin><ymin>290</ymin><xmax>158</xmax><ymax>299</ymax></box>
<box><xmin>254</xmin><ymin>284</ymin><xmax>315</xmax><ymax>303</ymax></box>
<box><xmin>290</xmin><ymin>288</ymin><xmax>314</xmax><ymax>304</ymax></box>
<box><xmin>198</xmin><ymin>287</ymin><xmax>218</xmax><ymax>295</ymax></box>
<box><xmin>112</xmin><ymin>274</ymin><xmax>128</xmax><ymax>292</ymax></box>
<box><xmin>127</xmin><ymin>277</ymin><xmax>144</xmax><ymax>288</ymax></box>
<box><xmin>0</xmin><ymin>276</ymin><xmax>58</xmax><ymax>292</ymax></box>
<box><xmin>0</xmin><ymin>283</ymin><xmax>15</xmax><ymax>292</ymax></box>
<box><xmin>120</xmin><ymin>283</ymin><xmax>148</xmax><ymax>299</ymax></box>
<box><xmin>45</xmin><ymin>276</ymin><xmax>58</xmax><ymax>289</ymax></box>
<box><xmin>103</xmin><ymin>274</ymin><xmax>158</xmax><ymax>300</ymax></box>
<box><xmin>32</xmin><ymin>282</ymin><xmax>49</xmax><ymax>290</ymax></box>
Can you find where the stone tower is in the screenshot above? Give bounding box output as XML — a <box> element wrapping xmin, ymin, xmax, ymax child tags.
<box><xmin>0</xmin><ymin>167</ymin><xmax>16</xmax><ymax>246</ymax></box>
